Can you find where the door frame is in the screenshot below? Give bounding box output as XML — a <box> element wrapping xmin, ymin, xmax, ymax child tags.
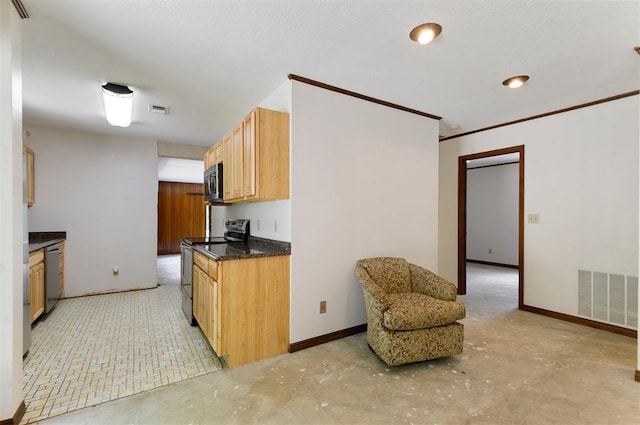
<box><xmin>457</xmin><ymin>145</ymin><xmax>525</xmax><ymax>309</ymax></box>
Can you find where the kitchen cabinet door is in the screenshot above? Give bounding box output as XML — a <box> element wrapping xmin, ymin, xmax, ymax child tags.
<box><xmin>25</xmin><ymin>146</ymin><xmax>35</xmax><ymax>206</ymax></box>
<box><xmin>201</xmin><ymin>269</ymin><xmax>210</xmax><ymax>338</ymax></box>
<box><xmin>58</xmin><ymin>242</ymin><xmax>64</xmax><ymax>298</ymax></box>
<box><xmin>30</xmin><ymin>261</ymin><xmax>45</xmax><ymax>323</ymax></box>
<box><xmin>230</xmin><ymin>123</ymin><xmax>244</xmax><ymax>200</ymax></box>
<box><xmin>205</xmin><ymin>277</ymin><xmax>219</xmax><ymax>354</ymax></box>
<box><xmin>243</xmin><ymin>108</ymin><xmax>289</xmax><ymax>202</ymax></box>
<box><xmin>222</xmin><ymin>133</ymin><xmax>233</xmax><ymax>200</ymax></box>
<box><xmin>193</xmin><ymin>265</ymin><xmax>203</xmax><ymax>327</ymax></box>
<box><xmin>243</xmin><ymin>110</ymin><xmax>257</xmax><ymax>198</ymax></box>
<box><xmin>213</xmin><ymin>142</ymin><xmax>223</xmax><ymax>163</ymax></box>
<box><xmin>222</xmin><ymin>124</ymin><xmax>244</xmax><ymax>202</ymax></box>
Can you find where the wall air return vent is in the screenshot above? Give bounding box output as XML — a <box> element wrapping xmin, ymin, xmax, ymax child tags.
<box><xmin>149</xmin><ymin>104</ymin><xmax>170</xmax><ymax>115</ymax></box>
<box><xmin>578</xmin><ymin>269</ymin><xmax>638</xmax><ymax>330</ymax></box>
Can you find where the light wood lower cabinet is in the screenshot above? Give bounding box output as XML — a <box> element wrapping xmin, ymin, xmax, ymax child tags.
<box><xmin>58</xmin><ymin>242</ymin><xmax>65</xmax><ymax>298</ymax></box>
<box><xmin>193</xmin><ymin>251</ymin><xmax>289</xmax><ymax>367</ymax></box>
<box><xmin>29</xmin><ymin>250</ymin><xmax>45</xmax><ymax>323</ymax></box>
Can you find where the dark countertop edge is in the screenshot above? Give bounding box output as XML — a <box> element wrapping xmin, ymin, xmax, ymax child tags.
<box><xmin>247</xmin><ymin>236</ymin><xmax>291</xmax><ymax>251</ymax></box>
<box><xmin>193</xmin><ymin>245</ymin><xmax>291</xmax><ymax>262</ymax></box>
<box><xmin>193</xmin><ymin>237</ymin><xmax>291</xmax><ymax>262</ymax></box>
<box><xmin>29</xmin><ymin>231</ymin><xmax>67</xmax><ymax>243</ymax></box>
<box><xmin>28</xmin><ymin>238</ymin><xmax>65</xmax><ymax>253</ymax></box>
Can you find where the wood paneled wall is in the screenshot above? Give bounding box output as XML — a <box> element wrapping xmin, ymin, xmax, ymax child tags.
<box><xmin>157</xmin><ymin>181</ymin><xmax>205</xmax><ymax>255</ymax></box>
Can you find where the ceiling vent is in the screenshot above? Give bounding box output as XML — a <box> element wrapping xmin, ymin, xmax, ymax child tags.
<box><xmin>149</xmin><ymin>104</ymin><xmax>170</xmax><ymax>115</ymax></box>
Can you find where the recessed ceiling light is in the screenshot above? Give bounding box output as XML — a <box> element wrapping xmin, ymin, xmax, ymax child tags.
<box><xmin>502</xmin><ymin>75</ymin><xmax>530</xmax><ymax>89</ymax></box>
<box><xmin>409</xmin><ymin>23</ymin><xmax>442</xmax><ymax>45</ymax></box>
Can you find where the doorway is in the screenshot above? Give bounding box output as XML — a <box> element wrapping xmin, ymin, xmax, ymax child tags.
<box><xmin>457</xmin><ymin>145</ymin><xmax>524</xmax><ymax>308</ymax></box>
<box><xmin>157</xmin><ymin>181</ymin><xmax>206</xmax><ymax>255</ymax></box>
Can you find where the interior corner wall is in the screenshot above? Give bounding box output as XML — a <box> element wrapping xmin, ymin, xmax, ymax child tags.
<box><xmin>26</xmin><ymin>126</ymin><xmax>158</xmax><ymax>297</ymax></box>
<box><xmin>439</xmin><ymin>95</ymin><xmax>639</xmax><ymax>317</ymax></box>
<box><xmin>637</xmin><ymin>92</ymin><xmax>640</xmax><ymax>377</ymax></box>
<box><xmin>290</xmin><ymin>81</ymin><xmax>440</xmax><ymax>343</ymax></box>
<box><xmin>0</xmin><ymin>2</ymin><xmax>24</xmax><ymax>420</ymax></box>
<box><xmin>467</xmin><ymin>163</ymin><xmax>519</xmax><ymax>266</ymax></box>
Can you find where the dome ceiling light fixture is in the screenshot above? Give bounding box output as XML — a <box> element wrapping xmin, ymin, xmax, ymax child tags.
<box><xmin>409</xmin><ymin>22</ymin><xmax>442</xmax><ymax>45</ymax></box>
<box><xmin>101</xmin><ymin>82</ymin><xmax>134</xmax><ymax>127</ymax></box>
<box><xmin>502</xmin><ymin>75</ymin><xmax>530</xmax><ymax>89</ymax></box>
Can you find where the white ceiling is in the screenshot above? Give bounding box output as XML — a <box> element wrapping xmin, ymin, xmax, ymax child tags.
<box><xmin>20</xmin><ymin>1</ymin><xmax>639</xmax><ymax>147</ymax></box>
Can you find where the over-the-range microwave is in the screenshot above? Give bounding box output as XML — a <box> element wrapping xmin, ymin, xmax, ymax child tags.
<box><xmin>204</xmin><ymin>163</ymin><xmax>223</xmax><ymax>203</ymax></box>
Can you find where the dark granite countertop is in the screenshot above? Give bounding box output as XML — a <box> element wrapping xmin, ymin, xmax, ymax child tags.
<box><xmin>193</xmin><ymin>236</ymin><xmax>290</xmax><ymax>261</ymax></box>
<box><xmin>29</xmin><ymin>231</ymin><xmax>66</xmax><ymax>252</ymax></box>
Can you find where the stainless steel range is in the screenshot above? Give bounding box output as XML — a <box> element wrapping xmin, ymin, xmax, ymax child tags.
<box><xmin>180</xmin><ymin>219</ymin><xmax>250</xmax><ymax>324</ymax></box>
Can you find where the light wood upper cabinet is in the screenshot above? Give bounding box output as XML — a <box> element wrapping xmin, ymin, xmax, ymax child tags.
<box><xmin>24</xmin><ymin>146</ymin><xmax>34</xmax><ymax>206</ymax></box>
<box><xmin>222</xmin><ymin>124</ymin><xmax>244</xmax><ymax>202</ymax></box>
<box><xmin>213</xmin><ymin>142</ymin><xmax>223</xmax><ymax>163</ymax></box>
<box><xmin>204</xmin><ymin>148</ymin><xmax>213</xmax><ymax>169</ymax></box>
<box><xmin>221</xmin><ymin>132</ymin><xmax>233</xmax><ymax>200</ymax></box>
<box><xmin>230</xmin><ymin>123</ymin><xmax>244</xmax><ymax>200</ymax></box>
<box><xmin>243</xmin><ymin>110</ymin><xmax>257</xmax><ymax>198</ymax></box>
<box><xmin>204</xmin><ymin>141</ymin><xmax>224</xmax><ymax>170</ymax></box>
<box><xmin>215</xmin><ymin>107</ymin><xmax>289</xmax><ymax>204</ymax></box>
<box><xmin>242</xmin><ymin>107</ymin><xmax>289</xmax><ymax>202</ymax></box>
<box><xmin>29</xmin><ymin>250</ymin><xmax>45</xmax><ymax>323</ymax></box>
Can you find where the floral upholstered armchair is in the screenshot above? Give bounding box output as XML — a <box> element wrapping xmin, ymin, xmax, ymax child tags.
<box><xmin>356</xmin><ymin>257</ymin><xmax>466</xmax><ymax>366</ymax></box>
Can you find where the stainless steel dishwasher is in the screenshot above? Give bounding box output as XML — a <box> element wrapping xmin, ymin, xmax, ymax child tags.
<box><xmin>45</xmin><ymin>244</ymin><xmax>60</xmax><ymax>313</ymax></box>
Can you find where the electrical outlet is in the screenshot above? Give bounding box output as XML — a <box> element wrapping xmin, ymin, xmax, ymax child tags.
<box><xmin>274</xmin><ymin>220</ymin><xmax>278</xmax><ymax>233</ymax></box>
<box><xmin>113</xmin><ymin>265</ymin><xmax>119</xmax><ymax>276</ymax></box>
<box><xmin>488</xmin><ymin>248</ymin><xmax>492</xmax><ymax>254</ymax></box>
<box><xmin>320</xmin><ymin>300</ymin><xmax>327</xmax><ymax>314</ymax></box>
<box><xmin>528</xmin><ymin>213</ymin><xmax>540</xmax><ymax>224</ymax></box>
<box><xmin>256</xmin><ymin>220</ymin><xmax>261</xmax><ymax>231</ymax></box>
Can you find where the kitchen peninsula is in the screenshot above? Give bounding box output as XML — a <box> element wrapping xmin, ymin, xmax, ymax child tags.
<box><xmin>190</xmin><ymin>236</ymin><xmax>290</xmax><ymax>368</ymax></box>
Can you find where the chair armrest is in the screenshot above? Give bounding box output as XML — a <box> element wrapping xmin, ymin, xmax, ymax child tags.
<box><xmin>408</xmin><ymin>263</ymin><xmax>458</xmax><ymax>301</ymax></box>
<box><xmin>356</xmin><ymin>266</ymin><xmax>388</xmax><ymax>313</ymax></box>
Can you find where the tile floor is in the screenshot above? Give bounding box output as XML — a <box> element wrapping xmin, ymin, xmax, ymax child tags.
<box><xmin>22</xmin><ymin>255</ymin><xmax>222</xmax><ymax>424</ymax></box>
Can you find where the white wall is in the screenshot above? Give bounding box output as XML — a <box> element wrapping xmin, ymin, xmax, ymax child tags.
<box><xmin>0</xmin><ymin>2</ymin><xmax>24</xmax><ymax>420</ymax></box>
<box><xmin>439</xmin><ymin>95</ymin><xmax>639</xmax><ymax>317</ymax></box>
<box><xmin>227</xmin><ymin>200</ymin><xmax>291</xmax><ymax>242</ymax></box>
<box><xmin>290</xmin><ymin>81</ymin><xmax>440</xmax><ymax>343</ymax></box>
<box><xmin>26</xmin><ymin>126</ymin><xmax>158</xmax><ymax>297</ymax></box>
<box><xmin>637</xmin><ymin>92</ymin><xmax>640</xmax><ymax>378</ymax></box>
<box><xmin>467</xmin><ymin>163</ymin><xmax>519</xmax><ymax>265</ymax></box>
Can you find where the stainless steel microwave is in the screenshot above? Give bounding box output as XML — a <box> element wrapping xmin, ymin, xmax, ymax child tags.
<box><xmin>204</xmin><ymin>163</ymin><xmax>223</xmax><ymax>203</ymax></box>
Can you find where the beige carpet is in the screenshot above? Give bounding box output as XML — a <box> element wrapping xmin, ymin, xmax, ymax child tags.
<box><xmin>22</xmin><ymin>285</ymin><xmax>222</xmax><ymax>424</ymax></box>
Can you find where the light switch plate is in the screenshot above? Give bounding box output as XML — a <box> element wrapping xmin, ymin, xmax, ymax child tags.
<box><xmin>528</xmin><ymin>213</ymin><xmax>540</xmax><ymax>224</ymax></box>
